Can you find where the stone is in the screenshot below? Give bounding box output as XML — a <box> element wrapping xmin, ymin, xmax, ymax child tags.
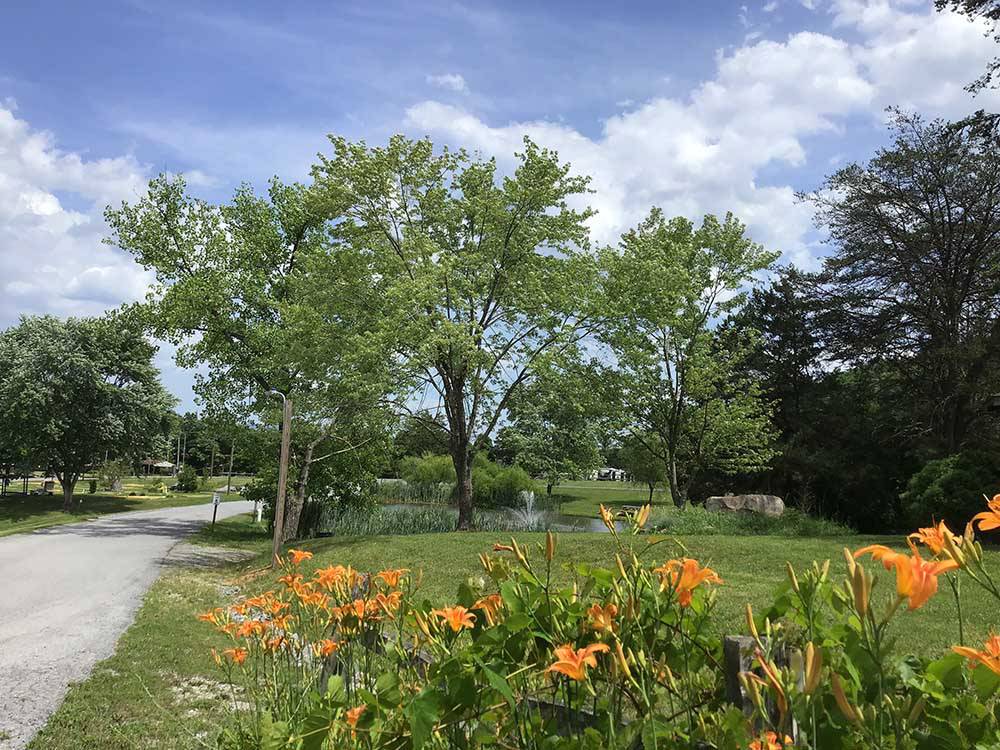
<box><xmin>704</xmin><ymin>493</ymin><xmax>785</xmax><ymax>517</ymax></box>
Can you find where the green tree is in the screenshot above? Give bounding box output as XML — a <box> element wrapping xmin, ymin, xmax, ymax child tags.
<box><xmin>499</xmin><ymin>351</ymin><xmax>604</xmax><ymax>495</ymax></box>
<box><xmin>804</xmin><ymin>110</ymin><xmax>1000</xmax><ymax>455</ymax></box>
<box><xmin>619</xmin><ymin>434</ymin><xmax>669</xmax><ymax>504</ymax></box>
<box><xmin>311</xmin><ymin>135</ymin><xmax>598</xmax><ymax>528</ymax></box>
<box><xmin>106</xmin><ymin>175</ymin><xmax>390</xmax><ymax>540</ymax></box>
<box><xmin>600</xmin><ymin>208</ymin><xmax>778</xmax><ymax>507</ymax></box>
<box><xmin>0</xmin><ymin>315</ymin><xmax>173</xmax><ymax>509</ymax></box>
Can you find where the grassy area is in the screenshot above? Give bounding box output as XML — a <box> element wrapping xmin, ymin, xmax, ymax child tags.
<box><xmin>33</xmin><ymin>514</ymin><xmax>1000</xmax><ymax>747</ymax></box>
<box><xmin>0</xmin><ymin>475</ymin><xmax>252</xmax><ymax>537</ymax></box>
<box><xmin>550</xmin><ymin>479</ymin><xmax>670</xmax><ymax>517</ymax></box>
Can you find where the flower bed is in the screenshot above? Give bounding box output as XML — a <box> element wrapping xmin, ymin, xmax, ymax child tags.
<box><xmin>199</xmin><ymin>499</ymin><xmax>1000</xmax><ymax>748</ymax></box>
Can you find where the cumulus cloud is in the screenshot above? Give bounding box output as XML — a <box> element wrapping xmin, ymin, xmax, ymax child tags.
<box><xmin>405</xmin><ymin>1</ymin><xmax>999</xmax><ymax>268</ymax></box>
<box><xmin>0</xmin><ymin>105</ymin><xmax>154</xmax><ymax>324</ymax></box>
<box><xmin>425</xmin><ymin>73</ymin><xmax>468</xmax><ymax>93</ymax></box>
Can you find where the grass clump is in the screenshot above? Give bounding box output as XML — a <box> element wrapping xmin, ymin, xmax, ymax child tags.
<box><xmin>648</xmin><ymin>504</ymin><xmax>852</xmax><ymax>536</ymax></box>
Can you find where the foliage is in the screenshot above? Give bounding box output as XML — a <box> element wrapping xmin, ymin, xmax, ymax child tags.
<box><xmin>87</xmin><ymin>479</ymin><xmax>97</xmax><ymax>494</ymax></box>
<box><xmin>0</xmin><ymin>314</ymin><xmax>173</xmax><ymax>509</ymax></box>
<box><xmin>174</xmin><ymin>465</ymin><xmax>200</xmax><ymax>493</ymax></box>
<box><xmin>310</xmin><ymin>135</ymin><xmax>599</xmax><ymax>528</ymax></box>
<box><xmin>318</xmin><ymin>505</ymin><xmax>542</xmax><ymax>537</ymax></box>
<box><xmin>902</xmin><ymin>450</ymin><xmax>1000</xmax><ymax>530</ymax></box>
<box><xmin>498</xmin><ymin>350</ymin><xmax>605</xmax><ymax>494</ymax></box>
<box><xmin>97</xmin><ymin>459</ymin><xmax>130</xmax><ymax>491</ymax></box>
<box><xmin>600</xmin><ymin>208</ymin><xmax>778</xmax><ymax>507</ymax></box>
<box><xmin>199</xmin><ymin>493</ymin><xmax>1000</xmax><ymax>748</ymax></box>
<box><xmin>399</xmin><ymin>454</ymin><xmax>457</xmax><ymax>489</ymax></box>
<box><xmin>618</xmin><ymin>434</ymin><xmax>669</xmax><ymax>504</ymax></box>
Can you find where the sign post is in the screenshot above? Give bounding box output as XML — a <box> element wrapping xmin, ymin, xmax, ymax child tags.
<box><xmin>211</xmin><ymin>492</ymin><xmax>220</xmax><ymax>531</ymax></box>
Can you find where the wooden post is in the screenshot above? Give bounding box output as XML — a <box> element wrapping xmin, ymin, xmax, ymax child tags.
<box><xmin>226</xmin><ymin>440</ymin><xmax>235</xmax><ymax>494</ymax></box>
<box><xmin>271</xmin><ymin>396</ymin><xmax>293</xmax><ymax>567</ymax></box>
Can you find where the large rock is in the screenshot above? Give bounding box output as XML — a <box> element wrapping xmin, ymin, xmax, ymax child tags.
<box><xmin>704</xmin><ymin>493</ymin><xmax>785</xmax><ymax>517</ymax></box>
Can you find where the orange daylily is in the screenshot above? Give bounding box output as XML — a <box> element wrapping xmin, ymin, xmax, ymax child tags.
<box><xmin>853</xmin><ymin>544</ymin><xmax>906</xmax><ymax>571</ymax></box>
<box><xmin>653</xmin><ymin>558</ymin><xmax>723</xmax><ymax>606</ymax></box>
<box><xmin>345</xmin><ymin>704</ymin><xmax>366</xmax><ymax>738</ymax></box>
<box><xmin>314</xmin><ymin>565</ymin><xmax>348</xmax><ymax>591</ymax></box>
<box><xmin>196</xmin><ymin>610</ymin><xmax>219</xmax><ymax>624</ymax></box>
<box><xmin>893</xmin><ymin>547</ymin><xmax>959</xmax><ymax>610</ymax></box>
<box><xmin>954</xmin><ymin>634</ymin><xmax>1000</xmax><ymax>677</ymax></box>
<box><xmin>223</xmin><ymin>647</ymin><xmax>248</xmax><ymax>665</ymax></box>
<box><xmin>749</xmin><ymin>731</ymin><xmax>793</xmax><ymax>750</ymax></box>
<box><xmin>376</xmin><ymin>568</ymin><xmax>409</xmax><ymax>588</ymax></box>
<box><xmin>546</xmin><ymin>642</ymin><xmax>610</xmax><ymax>681</ymax></box>
<box><xmin>587</xmin><ymin>603</ymin><xmax>618</xmax><ymax>634</ymax></box>
<box><xmin>472</xmin><ymin>594</ymin><xmax>503</xmax><ymax>626</ymax></box>
<box><xmin>433</xmin><ymin>605</ymin><xmax>476</xmax><ymax>632</ymax></box>
<box><xmin>973</xmin><ymin>495</ymin><xmax>1000</xmax><ymax>532</ymax></box>
<box><xmin>493</xmin><ymin>543</ymin><xmax>515</xmax><ymax>552</ymax></box>
<box><xmin>288</xmin><ymin>549</ymin><xmax>313</xmax><ymax>565</ymax></box>
<box><xmin>374</xmin><ymin>591</ymin><xmax>402</xmax><ymax>618</ymax></box>
<box><xmin>908</xmin><ymin>520</ymin><xmax>958</xmax><ymax>556</ymax></box>
<box><xmin>312</xmin><ymin>639</ymin><xmax>340</xmax><ymax>658</ymax></box>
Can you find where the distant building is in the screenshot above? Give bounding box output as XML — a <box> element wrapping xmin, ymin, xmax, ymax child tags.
<box><xmin>591</xmin><ymin>467</ymin><xmax>628</xmax><ymax>481</ymax></box>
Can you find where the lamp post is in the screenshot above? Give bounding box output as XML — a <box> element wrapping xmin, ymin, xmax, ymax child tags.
<box><xmin>270</xmin><ymin>390</ymin><xmax>294</xmax><ymax>568</ymax></box>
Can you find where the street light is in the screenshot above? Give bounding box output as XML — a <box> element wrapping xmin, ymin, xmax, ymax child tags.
<box><xmin>269</xmin><ymin>389</ymin><xmax>294</xmax><ymax>568</ymax></box>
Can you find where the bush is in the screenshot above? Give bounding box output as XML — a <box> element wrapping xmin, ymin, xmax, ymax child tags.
<box><xmin>471</xmin><ymin>456</ymin><xmax>536</xmax><ymax>508</ymax></box>
<box><xmin>97</xmin><ymin>459</ymin><xmax>129</xmax><ymax>492</ymax></box>
<box><xmin>87</xmin><ymin>479</ymin><xmax>97</xmax><ymax>494</ymax></box>
<box><xmin>199</xmin><ymin>496</ymin><xmax>1000</xmax><ymax>749</ymax></box>
<box><xmin>174</xmin><ymin>465</ymin><xmax>199</xmax><ymax>492</ymax></box>
<box><xmin>318</xmin><ymin>504</ymin><xmax>541</xmax><ymax>536</ymax></box>
<box><xmin>902</xmin><ymin>450</ymin><xmax>1000</xmax><ymax>529</ymax></box>
<box><xmin>148</xmin><ymin>479</ymin><xmax>167</xmax><ymax>495</ymax></box>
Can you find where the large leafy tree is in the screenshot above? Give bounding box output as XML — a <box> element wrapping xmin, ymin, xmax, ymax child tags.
<box><xmin>310</xmin><ymin>135</ymin><xmax>598</xmax><ymax>528</ymax></box>
<box><xmin>105</xmin><ymin>175</ymin><xmax>390</xmax><ymax>539</ymax></box>
<box><xmin>600</xmin><ymin>208</ymin><xmax>778</xmax><ymax>507</ymax></box>
<box><xmin>805</xmin><ymin>110</ymin><xmax>1000</xmax><ymax>455</ymax></box>
<box><xmin>0</xmin><ymin>315</ymin><xmax>173</xmax><ymax>509</ymax></box>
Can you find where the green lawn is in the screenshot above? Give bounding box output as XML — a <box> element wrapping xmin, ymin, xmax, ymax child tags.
<box><xmin>33</xmin><ymin>514</ymin><xmax>995</xmax><ymax>748</ymax></box>
<box><xmin>548</xmin><ymin>479</ymin><xmax>669</xmax><ymax>517</ymax></box>
<box><xmin>0</xmin><ymin>475</ymin><xmax>252</xmax><ymax>537</ymax></box>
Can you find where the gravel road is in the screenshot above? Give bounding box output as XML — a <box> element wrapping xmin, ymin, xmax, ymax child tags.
<box><xmin>0</xmin><ymin>500</ymin><xmax>254</xmax><ymax>749</ymax></box>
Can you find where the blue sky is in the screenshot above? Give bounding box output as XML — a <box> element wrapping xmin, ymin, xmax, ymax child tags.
<box><xmin>1</xmin><ymin>0</ymin><xmax>998</xmax><ymax>410</ymax></box>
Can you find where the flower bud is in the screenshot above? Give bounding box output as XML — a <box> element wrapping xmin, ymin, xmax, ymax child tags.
<box><xmin>785</xmin><ymin>561</ymin><xmax>800</xmax><ymax>593</ymax></box>
<box><xmin>831</xmin><ymin>673</ymin><xmax>860</xmax><ymax>723</ymax></box>
<box><xmin>545</xmin><ymin>531</ymin><xmax>556</xmax><ymax>562</ymax></box>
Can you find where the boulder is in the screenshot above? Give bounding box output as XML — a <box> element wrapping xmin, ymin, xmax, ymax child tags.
<box><xmin>704</xmin><ymin>493</ymin><xmax>785</xmax><ymax>517</ymax></box>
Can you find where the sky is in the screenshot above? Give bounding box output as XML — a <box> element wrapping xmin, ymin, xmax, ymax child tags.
<box><xmin>2</xmin><ymin>0</ymin><xmax>999</xmax><ymax>411</ymax></box>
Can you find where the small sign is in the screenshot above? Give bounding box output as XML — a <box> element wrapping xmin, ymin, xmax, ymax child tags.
<box><xmin>212</xmin><ymin>492</ymin><xmax>221</xmax><ymax>506</ymax></box>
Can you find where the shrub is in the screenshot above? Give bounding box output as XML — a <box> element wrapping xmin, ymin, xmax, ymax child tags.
<box><xmin>200</xmin><ymin>498</ymin><xmax>1000</xmax><ymax>749</ymax></box>
<box><xmin>902</xmin><ymin>450</ymin><xmax>1000</xmax><ymax>529</ymax></box>
<box><xmin>148</xmin><ymin>479</ymin><xmax>167</xmax><ymax>495</ymax></box>
<box><xmin>87</xmin><ymin>479</ymin><xmax>97</xmax><ymax>494</ymax></box>
<box><xmin>174</xmin><ymin>465</ymin><xmax>200</xmax><ymax>492</ymax></box>
<box><xmin>97</xmin><ymin>459</ymin><xmax>129</xmax><ymax>492</ymax></box>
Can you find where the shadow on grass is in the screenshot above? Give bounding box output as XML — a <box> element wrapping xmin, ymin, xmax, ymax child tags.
<box><xmin>0</xmin><ymin>493</ymin><xmax>145</xmax><ymax>524</ymax></box>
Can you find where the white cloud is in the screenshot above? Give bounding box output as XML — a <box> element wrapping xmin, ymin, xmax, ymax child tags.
<box><xmin>425</xmin><ymin>73</ymin><xmax>468</xmax><ymax>93</ymax></box>
<box><xmin>405</xmin><ymin>1</ymin><xmax>999</xmax><ymax>269</ymax></box>
<box><xmin>0</xmin><ymin>105</ymin><xmax>153</xmax><ymax>324</ymax></box>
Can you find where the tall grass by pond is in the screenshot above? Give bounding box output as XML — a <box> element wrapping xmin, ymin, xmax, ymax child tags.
<box><xmin>648</xmin><ymin>504</ymin><xmax>853</xmax><ymax>536</ymax></box>
<box><xmin>320</xmin><ymin>504</ymin><xmax>542</xmax><ymax>536</ymax></box>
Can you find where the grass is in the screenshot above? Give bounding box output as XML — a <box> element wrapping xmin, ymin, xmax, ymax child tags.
<box><xmin>34</xmin><ymin>514</ymin><xmax>993</xmax><ymax>747</ymax></box>
<box><xmin>0</xmin><ymin>475</ymin><xmax>252</xmax><ymax>537</ymax></box>
<box><xmin>549</xmin><ymin>479</ymin><xmax>671</xmax><ymax>517</ymax></box>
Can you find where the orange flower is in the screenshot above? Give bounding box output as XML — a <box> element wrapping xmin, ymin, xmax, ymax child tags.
<box><xmin>433</xmin><ymin>605</ymin><xmax>476</xmax><ymax>632</ymax></box>
<box><xmin>853</xmin><ymin>544</ymin><xmax>905</xmax><ymax>571</ymax></box>
<box><xmin>288</xmin><ymin>549</ymin><xmax>313</xmax><ymax>566</ymax></box>
<box><xmin>546</xmin><ymin>642</ymin><xmax>610</xmax><ymax>681</ymax></box>
<box><xmin>314</xmin><ymin>565</ymin><xmax>348</xmax><ymax>591</ymax></box>
<box><xmin>374</xmin><ymin>591</ymin><xmax>402</xmax><ymax>618</ymax></box>
<box><xmin>893</xmin><ymin>547</ymin><xmax>959</xmax><ymax>610</ymax></box>
<box><xmin>196</xmin><ymin>610</ymin><xmax>218</xmax><ymax>624</ymax></box>
<box><xmin>473</xmin><ymin>594</ymin><xmax>503</xmax><ymax>626</ymax></box>
<box><xmin>236</xmin><ymin>619</ymin><xmax>268</xmax><ymax>638</ymax></box>
<box><xmin>376</xmin><ymin>568</ymin><xmax>409</xmax><ymax>588</ymax></box>
<box><xmin>653</xmin><ymin>558</ymin><xmax>723</xmax><ymax>606</ymax></box>
<box><xmin>278</xmin><ymin>573</ymin><xmax>303</xmax><ymax>589</ymax></box>
<box><xmin>908</xmin><ymin>520</ymin><xmax>957</xmax><ymax>556</ymax></box>
<box><xmin>587</xmin><ymin>603</ymin><xmax>618</xmax><ymax>634</ymax></box>
<box><xmin>493</xmin><ymin>543</ymin><xmax>514</xmax><ymax>552</ymax></box>
<box><xmin>954</xmin><ymin>634</ymin><xmax>1000</xmax><ymax>676</ymax></box>
<box><xmin>223</xmin><ymin>647</ymin><xmax>248</xmax><ymax>665</ymax></box>
<box><xmin>749</xmin><ymin>731</ymin><xmax>793</xmax><ymax>750</ymax></box>
<box><xmin>345</xmin><ymin>704</ymin><xmax>366</xmax><ymax>738</ymax></box>
<box><xmin>973</xmin><ymin>495</ymin><xmax>1000</xmax><ymax>532</ymax></box>
<box><xmin>312</xmin><ymin>639</ymin><xmax>340</xmax><ymax>657</ymax></box>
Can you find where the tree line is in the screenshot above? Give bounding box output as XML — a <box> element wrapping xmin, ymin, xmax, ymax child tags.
<box><xmin>2</xmin><ymin>109</ymin><xmax>998</xmax><ymax>533</ymax></box>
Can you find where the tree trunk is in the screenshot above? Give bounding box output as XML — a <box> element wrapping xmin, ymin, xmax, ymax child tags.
<box><xmin>647</xmin><ymin>483</ymin><xmax>654</xmax><ymax>504</ymax></box>
<box><xmin>60</xmin><ymin>477</ymin><xmax>76</xmax><ymax>511</ymax></box>
<box><xmin>453</xmin><ymin>449</ymin><xmax>474</xmax><ymax>530</ymax></box>
<box><xmin>668</xmin><ymin>456</ymin><xmax>684</xmax><ymax>508</ymax></box>
<box><xmin>546</xmin><ymin>482</ymin><xmax>554</xmax><ymax>496</ymax></box>
<box><xmin>285</xmin><ymin>442</ymin><xmax>314</xmax><ymax>541</ymax></box>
